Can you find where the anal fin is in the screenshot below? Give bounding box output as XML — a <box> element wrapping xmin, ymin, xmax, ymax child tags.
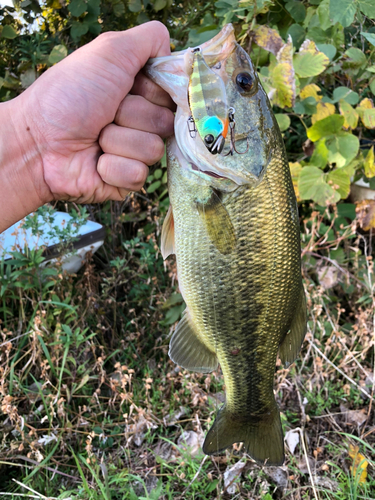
<box><xmin>169</xmin><ymin>311</ymin><xmax>218</xmax><ymax>373</ymax></box>
<box><xmin>279</xmin><ymin>284</ymin><xmax>307</xmax><ymax>367</ymax></box>
<box><xmin>161</xmin><ymin>205</ymin><xmax>175</xmax><ymax>259</ymax></box>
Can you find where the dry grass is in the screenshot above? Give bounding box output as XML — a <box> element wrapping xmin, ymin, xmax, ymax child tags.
<box><xmin>0</xmin><ymin>196</ymin><xmax>374</xmax><ymax>499</ymax></box>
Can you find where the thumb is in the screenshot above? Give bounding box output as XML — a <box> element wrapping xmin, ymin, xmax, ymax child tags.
<box><xmin>79</xmin><ymin>21</ymin><xmax>171</xmax><ymax>93</ymax></box>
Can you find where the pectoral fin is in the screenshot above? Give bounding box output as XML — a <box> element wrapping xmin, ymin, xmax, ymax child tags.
<box><xmin>196</xmin><ymin>190</ymin><xmax>236</xmax><ymax>255</ymax></box>
<box><xmin>169</xmin><ymin>311</ymin><xmax>218</xmax><ymax>373</ymax></box>
<box><xmin>279</xmin><ymin>285</ymin><xmax>307</xmax><ymax>367</ymax></box>
<box><xmin>161</xmin><ymin>205</ymin><xmax>175</xmax><ymax>259</ymax></box>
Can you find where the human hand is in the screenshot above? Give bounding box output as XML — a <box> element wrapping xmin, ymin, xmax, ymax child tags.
<box><xmin>0</xmin><ymin>21</ymin><xmax>174</xmax><ymax>231</ymax></box>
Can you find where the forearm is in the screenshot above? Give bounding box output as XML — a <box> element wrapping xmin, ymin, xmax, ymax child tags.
<box><xmin>0</xmin><ymin>96</ymin><xmax>48</xmax><ymax>233</ymax></box>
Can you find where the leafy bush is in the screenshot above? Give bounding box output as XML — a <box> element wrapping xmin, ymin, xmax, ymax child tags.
<box><xmin>1</xmin><ymin>0</ymin><xmax>375</xmax><ymax>208</ymax></box>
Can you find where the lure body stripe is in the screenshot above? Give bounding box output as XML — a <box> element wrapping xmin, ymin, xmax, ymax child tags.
<box><xmin>188</xmin><ymin>50</ymin><xmax>228</xmax><ymax>145</ymax></box>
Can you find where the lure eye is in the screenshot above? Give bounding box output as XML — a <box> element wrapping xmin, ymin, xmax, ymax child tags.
<box><xmin>236</xmin><ymin>72</ymin><xmax>253</xmax><ymax>92</ymax></box>
<box><xmin>204</xmin><ymin>134</ymin><xmax>215</xmax><ymax>145</ymax></box>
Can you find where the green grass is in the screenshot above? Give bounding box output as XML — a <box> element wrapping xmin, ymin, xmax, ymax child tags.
<box><xmin>0</xmin><ymin>196</ymin><xmax>374</xmax><ymax>500</ymax></box>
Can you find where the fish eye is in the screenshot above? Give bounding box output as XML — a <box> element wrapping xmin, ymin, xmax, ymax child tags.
<box><xmin>204</xmin><ymin>134</ymin><xmax>215</xmax><ymax>145</ymax></box>
<box><xmin>236</xmin><ymin>72</ymin><xmax>253</xmax><ymax>92</ymax></box>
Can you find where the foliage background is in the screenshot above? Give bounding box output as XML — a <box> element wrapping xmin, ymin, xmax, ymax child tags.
<box><xmin>0</xmin><ymin>0</ymin><xmax>375</xmax><ymax>499</ymax></box>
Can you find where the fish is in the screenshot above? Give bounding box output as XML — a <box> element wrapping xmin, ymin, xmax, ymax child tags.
<box><xmin>146</xmin><ymin>24</ymin><xmax>307</xmax><ymax>466</ymax></box>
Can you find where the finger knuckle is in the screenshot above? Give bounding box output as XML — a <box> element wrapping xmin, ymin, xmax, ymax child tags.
<box><xmin>98</xmin><ymin>127</ymin><xmax>111</xmax><ymax>152</ymax></box>
<box><xmin>96</xmin><ymin>31</ymin><xmax>118</xmax><ymax>49</ymax></box>
<box><xmin>148</xmin><ymin>135</ymin><xmax>165</xmax><ymax>163</ymax></box>
<box><xmin>149</xmin><ymin>21</ymin><xmax>170</xmax><ymax>40</ymax></box>
<box><xmin>157</xmin><ymin>108</ymin><xmax>174</xmax><ymax>133</ymax></box>
<box><xmin>133</xmin><ymin>163</ymin><xmax>149</xmax><ymax>187</ymax></box>
<box><xmin>114</xmin><ymin>99</ymin><xmax>126</xmax><ymax>124</ymax></box>
<box><xmin>97</xmin><ymin>155</ymin><xmax>110</xmax><ymax>181</ymax></box>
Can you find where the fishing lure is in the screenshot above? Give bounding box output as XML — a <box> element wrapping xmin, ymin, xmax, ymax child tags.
<box><xmin>188</xmin><ymin>48</ymin><xmax>228</xmax><ymax>155</ymax></box>
<box><xmin>188</xmin><ymin>48</ymin><xmax>249</xmax><ymax>156</ymax></box>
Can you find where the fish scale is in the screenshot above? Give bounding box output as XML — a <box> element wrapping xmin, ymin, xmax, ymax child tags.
<box><xmin>165</xmin><ymin>140</ymin><xmax>305</xmax><ymax>464</ymax></box>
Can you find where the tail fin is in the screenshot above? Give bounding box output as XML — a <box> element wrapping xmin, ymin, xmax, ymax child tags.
<box><xmin>202</xmin><ymin>405</ymin><xmax>284</xmax><ymax>466</ymax></box>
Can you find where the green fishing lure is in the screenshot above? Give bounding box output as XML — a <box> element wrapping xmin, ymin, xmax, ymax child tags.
<box><xmin>188</xmin><ymin>48</ymin><xmax>229</xmax><ymax>154</ymax></box>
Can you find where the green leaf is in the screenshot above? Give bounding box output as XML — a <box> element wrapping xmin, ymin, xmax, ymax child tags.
<box><xmin>337</xmin><ymin>203</ymin><xmax>356</xmax><ymax>220</ymax></box>
<box><xmin>299</xmin><ymin>166</ymin><xmax>340</xmax><ymax>205</ymax></box>
<box><xmin>287</xmin><ymin>24</ymin><xmax>305</xmax><ymax>50</ymax></box>
<box><xmin>294</xmin><ymin>96</ymin><xmax>317</xmax><ymax>115</ymax></box>
<box><xmin>332</xmin><ymin>87</ymin><xmax>359</xmax><ymax>105</ymax></box>
<box><xmin>275</xmin><ymin>113</ymin><xmax>291</xmax><ymax>132</ymax></box>
<box><xmin>364</xmin><ymin>146</ymin><xmax>375</xmax><ymax>178</ymax></box>
<box><xmin>285</xmin><ymin>1</ymin><xmax>306</xmax><ymax>22</ymax></box>
<box><xmin>154</xmin><ymin>168</ymin><xmax>163</xmax><ymax>180</ymax></box>
<box><xmin>307</xmin><ymin>115</ymin><xmax>345</xmax><ymax>141</ymax></box>
<box><xmin>293</xmin><ymin>51</ymin><xmax>329</xmax><ymax>78</ymax></box>
<box><xmin>339</xmin><ymin>100</ymin><xmax>359</xmax><ymax>129</ymax></box>
<box><xmin>88</xmin><ymin>22</ymin><xmax>101</xmax><ymax>35</ymax></box>
<box><xmin>303</xmin><ymin>96</ymin><xmax>317</xmax><ymax>114</ymax></box>
<box><xmin>70</xmin><ymin>20</ymin><xmax>89</xmax><ymax>39</ymax></box>
<box><xmin>48</xmin><ymin>45</ymin><xmax>68</xmax><ymax>65</ymax></box>
<box><xmin>137</xmin><ymin>12</ymin><xmax>149</xmax><ymax>23</ymax></box>
<box><xmin>270</xmin><ymin>63</ymin><xmax>295</xmax><ymax>108</ymax></box>
<box><xmin>316</xmin><ymin>43</ymin><xmax>337</xmax><ymax>60</ymax></box>
<box><xmin>299</xmin><ymin>167</ymin><xmax>324</xmax><ymax>199</ymax></box>
<box><xmin>147</xmin><ymin>180</ymin><xmax>161</xmax><ymax>193</ymax></box>
<box><xmin>361</xmin><ymin>32</ymin><xmax>375</xmax><ymax>47</ymax></box>
<box><xmin>128</xmin><ymin>0</ymin><xmax>142</xmax><ymax>11</ymax></box>
<box><xmin>0</xmin><ymin>77</ymin><xmax>4</xmax><ymax>90</ymax></box>
<box><xmin>317</xmin><ymin>0</ymin><xmax>333</xmax><ymax>31</ymax></box>
<box><xmin>68</xmin><ymin>0</ymin><xmax>87</xmax><ymax>17</ymax></box>
<box><xmin>153</xmin><ymin>0</ymin><xmax>167</xmax><ymax>11</ymax></box>
<box><xmin>85</xmin><ymin>0</ymin><xmax>100</xmax><ymax>19</ymax></box>
<box><xmin>343</xmin><ymin>47</ymin><xmax>367</xmax><ymax>70</ymax></box>
<box><xmin>310</xmin><ymin>139</ymin><xmax>329</xmax><ymax>168</ymax></box>
<box><xmin>185</xmin><ymin>28</ymin><xmax>221</xmax><ymax>47</ymax></box>
<box><xmin>113</xmin><ymin>1</ymin><xmax>125</xmax><ymax>16</ymax></box>
<box><xmin>329</xmin><ymin>0</ymin><xmax>356</xmax><ymax>28</ymax></box>
<box><xmin>308</xmin><ymin>27</ymin><xmax>329</xmax><ymax>44</ymax></box>
<box><xmin>326</xmin><ymin>133</ymin><xmax>359</xmax><ymax>167</ymax></box>
<box><xmin>1</xmin><ymin>25</ymin><xmax>18</xmax><ymax>39</ymax></box>
<box><xmin>358</xmin><ymin>0</ymin><xmax>375</xmax><ymax>18</ymax></box>
<box><xmin>327</xmin><ymin>169</ymin><xmax>350</xmax><ymax>199</ymax></box>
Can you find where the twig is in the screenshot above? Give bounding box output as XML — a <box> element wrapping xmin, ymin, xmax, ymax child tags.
<box><xmin>0</xmin><ymin>331</ymin><xmax>31</xmax><ymax>348</ymax></box>
<box><xmin>180</xmin><ymin>455</ymin><xmax>208</xmax><ymax>497</ymax></box>
<box><xmin>12</xmin><ymin>456</ymin><xmax>80</xmax><ymax>481</ymax></box>
<box><xmin>0</xmin><ymin>494</ymin><xmax>49</xmax><ymax>499</ymax></box>
<box><xmin>304</xmin><ymin>252</ymin><xmax>365</xmax><ymax>289</ymax></box>
<box><xmin>291</xmin><ymin>427</ymin><xmax>319</xmax><ymax>500</ymax></box>
<box><xmin>12</xmin><ymin>479</ymin><xmax>49</xmax><ymax>499</ymax></box>
<box><xmin>307</xmin><ymin>339</ymin><xmax>374</xmax><ymax>400</ymax></box>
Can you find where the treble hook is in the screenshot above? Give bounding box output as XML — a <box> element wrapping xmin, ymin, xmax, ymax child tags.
<box><xmin>223</xmin><ymin>107</ymin><xmax>249</xmax><ymax>156</ymax></box>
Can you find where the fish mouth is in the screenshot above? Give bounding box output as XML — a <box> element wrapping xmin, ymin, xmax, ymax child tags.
<box><xmin>191</xmin><ymin>164</ymin><xmax>228</xmax><ymax>179</ymax></box>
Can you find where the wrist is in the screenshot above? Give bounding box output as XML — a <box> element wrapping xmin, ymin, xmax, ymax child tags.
<box><xmin>0</xmin><ymin>95</ymin><xmax>51</xmax><ymax>233</ymax></box>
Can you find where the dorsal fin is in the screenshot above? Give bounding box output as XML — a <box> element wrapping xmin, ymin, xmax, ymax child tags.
<box><xmin>161</xmin><ymin>205</ymin><xmax>175</xmax><ymax>259</ymax></box>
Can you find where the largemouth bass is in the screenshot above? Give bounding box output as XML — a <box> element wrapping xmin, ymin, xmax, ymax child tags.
<box><xmin>146</xmin><ymin>24</ymin><xmax>307</xmax><ymax>466</ymax></box>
